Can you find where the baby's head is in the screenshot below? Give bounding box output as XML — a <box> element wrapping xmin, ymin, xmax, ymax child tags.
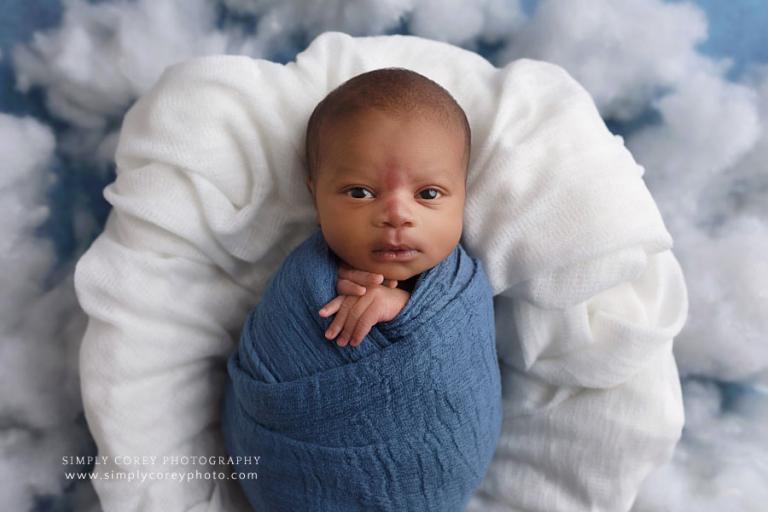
<box><xmin>304</xmin><ymin>68</ymin><xmax>470</xmax><ymax>282</ymax></box>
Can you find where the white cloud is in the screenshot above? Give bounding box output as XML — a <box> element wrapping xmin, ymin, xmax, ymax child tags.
<box><xmin>0</xmin><ymin>113</ymin><xmax>91</xmax><ymax>511</ymax></box>
<box><xmin>12</xmin><ymin>0</ymin><xmax>236</xmax><ymax>171</ymax></box>
<box><xmin>671</xmin><ymin>215</ymin><xmax>768</xmax><ymax>382</ymax></box>
<box><xmin>632</xmin><ymin>380</ymin><xmax>768</xmax><ymax>512</ymax></box>
<box><xmin>409</xmin><ymin>0</ymin><xmax>525</xmax><ymax>46</ymax></box>
<box><xmin>222</xmin><ymin>0</ymin><xmax>525</xmax><ymax>49</ymax></box>
<box><xmin>13</xmin><ymin>0</ymin><xmax>233</xmax><ymax>128</ymax></box>
<box><xmin>223</xmin><ymin>0</ymin><xmax>414</xmax><ymax>40</ymax></box>
<box><xmin>0</xmin><ymin>114</ymin><xmax>55</xmax><ymax>307</ymax></box>
<box><xmin>628</xmin><ymin>69</ymin><xmax>761</xmax><ymax>222</ymax></box>
<box><xmin>500</xmin><ymin>0</ymin><xmax>713</xmax><ymax>119</ymax></box>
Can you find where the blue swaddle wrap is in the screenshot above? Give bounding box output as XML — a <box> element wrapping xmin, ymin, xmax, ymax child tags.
<box><xmin>222</xmin><ymin>228</ymin><xmax>502</xmax><ymax>511</ymax></box>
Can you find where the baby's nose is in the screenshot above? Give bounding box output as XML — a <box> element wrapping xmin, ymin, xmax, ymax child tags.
<box><xmin>378</xmin><ymin>194</ymin><xmax>414</xmax><ymax>228</ymax></box>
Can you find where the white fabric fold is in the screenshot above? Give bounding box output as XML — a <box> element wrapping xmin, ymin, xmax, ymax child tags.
<box><xmin>74</xmin><ymin>31</ymin><xmax>688</xmax><ymax>512</ymax></box>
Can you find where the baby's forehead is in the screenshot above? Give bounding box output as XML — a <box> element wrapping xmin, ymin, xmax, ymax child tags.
<box><xmin>317</xmin><ymin>107</ymin><xmax>468</xmax><ymax>176</ymax></box>
<box><xmin>321</xmin><ymin>106</ymin><xmax>458</xmax><ymax>141</ymax></box>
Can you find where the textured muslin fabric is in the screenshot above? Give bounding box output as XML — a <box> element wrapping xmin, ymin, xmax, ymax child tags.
<box><xmin>221</xmin><ymin>228</ymin><xmax>501</xmax><ymax>511</ymax></box>
<box><xmin>74</xmin><ymin>30</ymin><xmax>688</xmax><ymax>511</ymax></box>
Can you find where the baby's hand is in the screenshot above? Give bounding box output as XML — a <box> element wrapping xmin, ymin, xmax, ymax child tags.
<box><xmin>318</xmin><ymin>262</ymin><xmax>404</xmax><ymax>347</ymax></box>
<box><xmin>319</xmin><ymin>285</ymin><xmax>410</xmax><ymax>347</ymax></box>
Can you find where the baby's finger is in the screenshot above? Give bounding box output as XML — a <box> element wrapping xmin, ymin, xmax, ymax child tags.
<box><xmin>336</xmin><ymin>278</ymin><xmax>367</xmax><ymax>296</ymax></box>
<box><xmin>338</xmin><ymin>267</ymin><xmax>384</xmax><ymax>287</ymax></box>
<box><xmin>349</xmin><ymin>307</ymin><xmax>379</xmax><ymax>347</ymax></box>
<box><xmin>325</xmin><ymin>297</ymin><xmax>353</xmax><ymax>341</ymax></box>
<box><xmin>318</xmin><ymin>296</ymin><xmax>344</xmax><ymax>317</ymax></box>
<box><xmin>383</xmin><ymin>279</ymin><xmax>398</xmax><ymax>288</ymax></box>
<box><xmin>337</xmin><ymin>294</ymin><xmax>373</xmax><ymax>347</ymax></box>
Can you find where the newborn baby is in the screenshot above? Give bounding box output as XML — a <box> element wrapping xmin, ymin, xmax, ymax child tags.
<box><xmin>304</xmin><ymin>67</ymin><xmax>470</xmax><ymax>347</ymax></box>
<box><xmin>222</xmin><ymin>67</ymin><xmax>501</xmax><ymax>511</ymax></box>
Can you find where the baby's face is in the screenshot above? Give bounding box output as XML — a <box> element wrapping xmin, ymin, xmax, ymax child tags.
<box><xmin>306</xmin><ymin>108</ymin><xmax>466</xmax><ymax>281</ymax></box>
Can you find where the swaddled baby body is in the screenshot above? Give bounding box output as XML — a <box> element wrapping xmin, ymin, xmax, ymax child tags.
<box><xmin>222</xmin><ymin>68</ymin><xmax>502</xmax><ymax>511</ymax></box>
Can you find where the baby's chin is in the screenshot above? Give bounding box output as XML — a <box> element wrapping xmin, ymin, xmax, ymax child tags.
<box><xmin>371</xmin><ymin>258</ymin><xmax>440</xmax><ymax>282</ymax></box>
<box><xmin>338</xmin><ymin>256</ymin><xmax>422</xmax><ymax>282</ymax></box>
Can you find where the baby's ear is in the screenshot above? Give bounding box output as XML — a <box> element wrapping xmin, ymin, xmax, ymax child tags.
<box><xmin>305</xmin><ymin>176</ymin><xmax>314</xmax><ymax>196</ymax></box>
<box><xmin>304</xmin><ymin>177</ymin><xmax>319</xmax><ymax>225</ymax></box>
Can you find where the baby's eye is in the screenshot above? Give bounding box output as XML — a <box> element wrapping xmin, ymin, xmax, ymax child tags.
<box><xmin>418</xmin><ymin>188</ymin><xmax>441</xmax><ymax>200</ymax></box>
<box><xmin>346</xmin><ymin>187</ymin><xmax>374</xmax><ymax>199</ymax></box>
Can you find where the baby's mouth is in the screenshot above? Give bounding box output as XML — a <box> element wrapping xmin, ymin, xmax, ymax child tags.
<box><xmin>371</xmin><ymin>245</ymin><xmax>420</xmax><ymax>261</ymax></box>
<box><xmin>374</xmin><ymin>244</ymin><xmax>416</xmax><ymax>252</ymax></box>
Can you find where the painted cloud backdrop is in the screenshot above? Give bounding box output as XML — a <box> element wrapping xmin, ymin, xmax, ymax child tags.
<box><xmin>1</xmin><ymin>0</ymin><xmax>766</xmax><ymax>510</ymax></box>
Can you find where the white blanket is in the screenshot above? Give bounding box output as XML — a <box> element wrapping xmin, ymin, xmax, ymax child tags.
<box><xmin>74</xmin><ymin>31</ymin><xmax>688</xmax><ymax>511</ymax></box>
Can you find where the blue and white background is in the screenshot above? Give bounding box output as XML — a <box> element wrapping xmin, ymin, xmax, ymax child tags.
<box><xmin>1</xmin><ymin>1</ymin><xmax>766</xmax><ymax>510</ymax></box>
